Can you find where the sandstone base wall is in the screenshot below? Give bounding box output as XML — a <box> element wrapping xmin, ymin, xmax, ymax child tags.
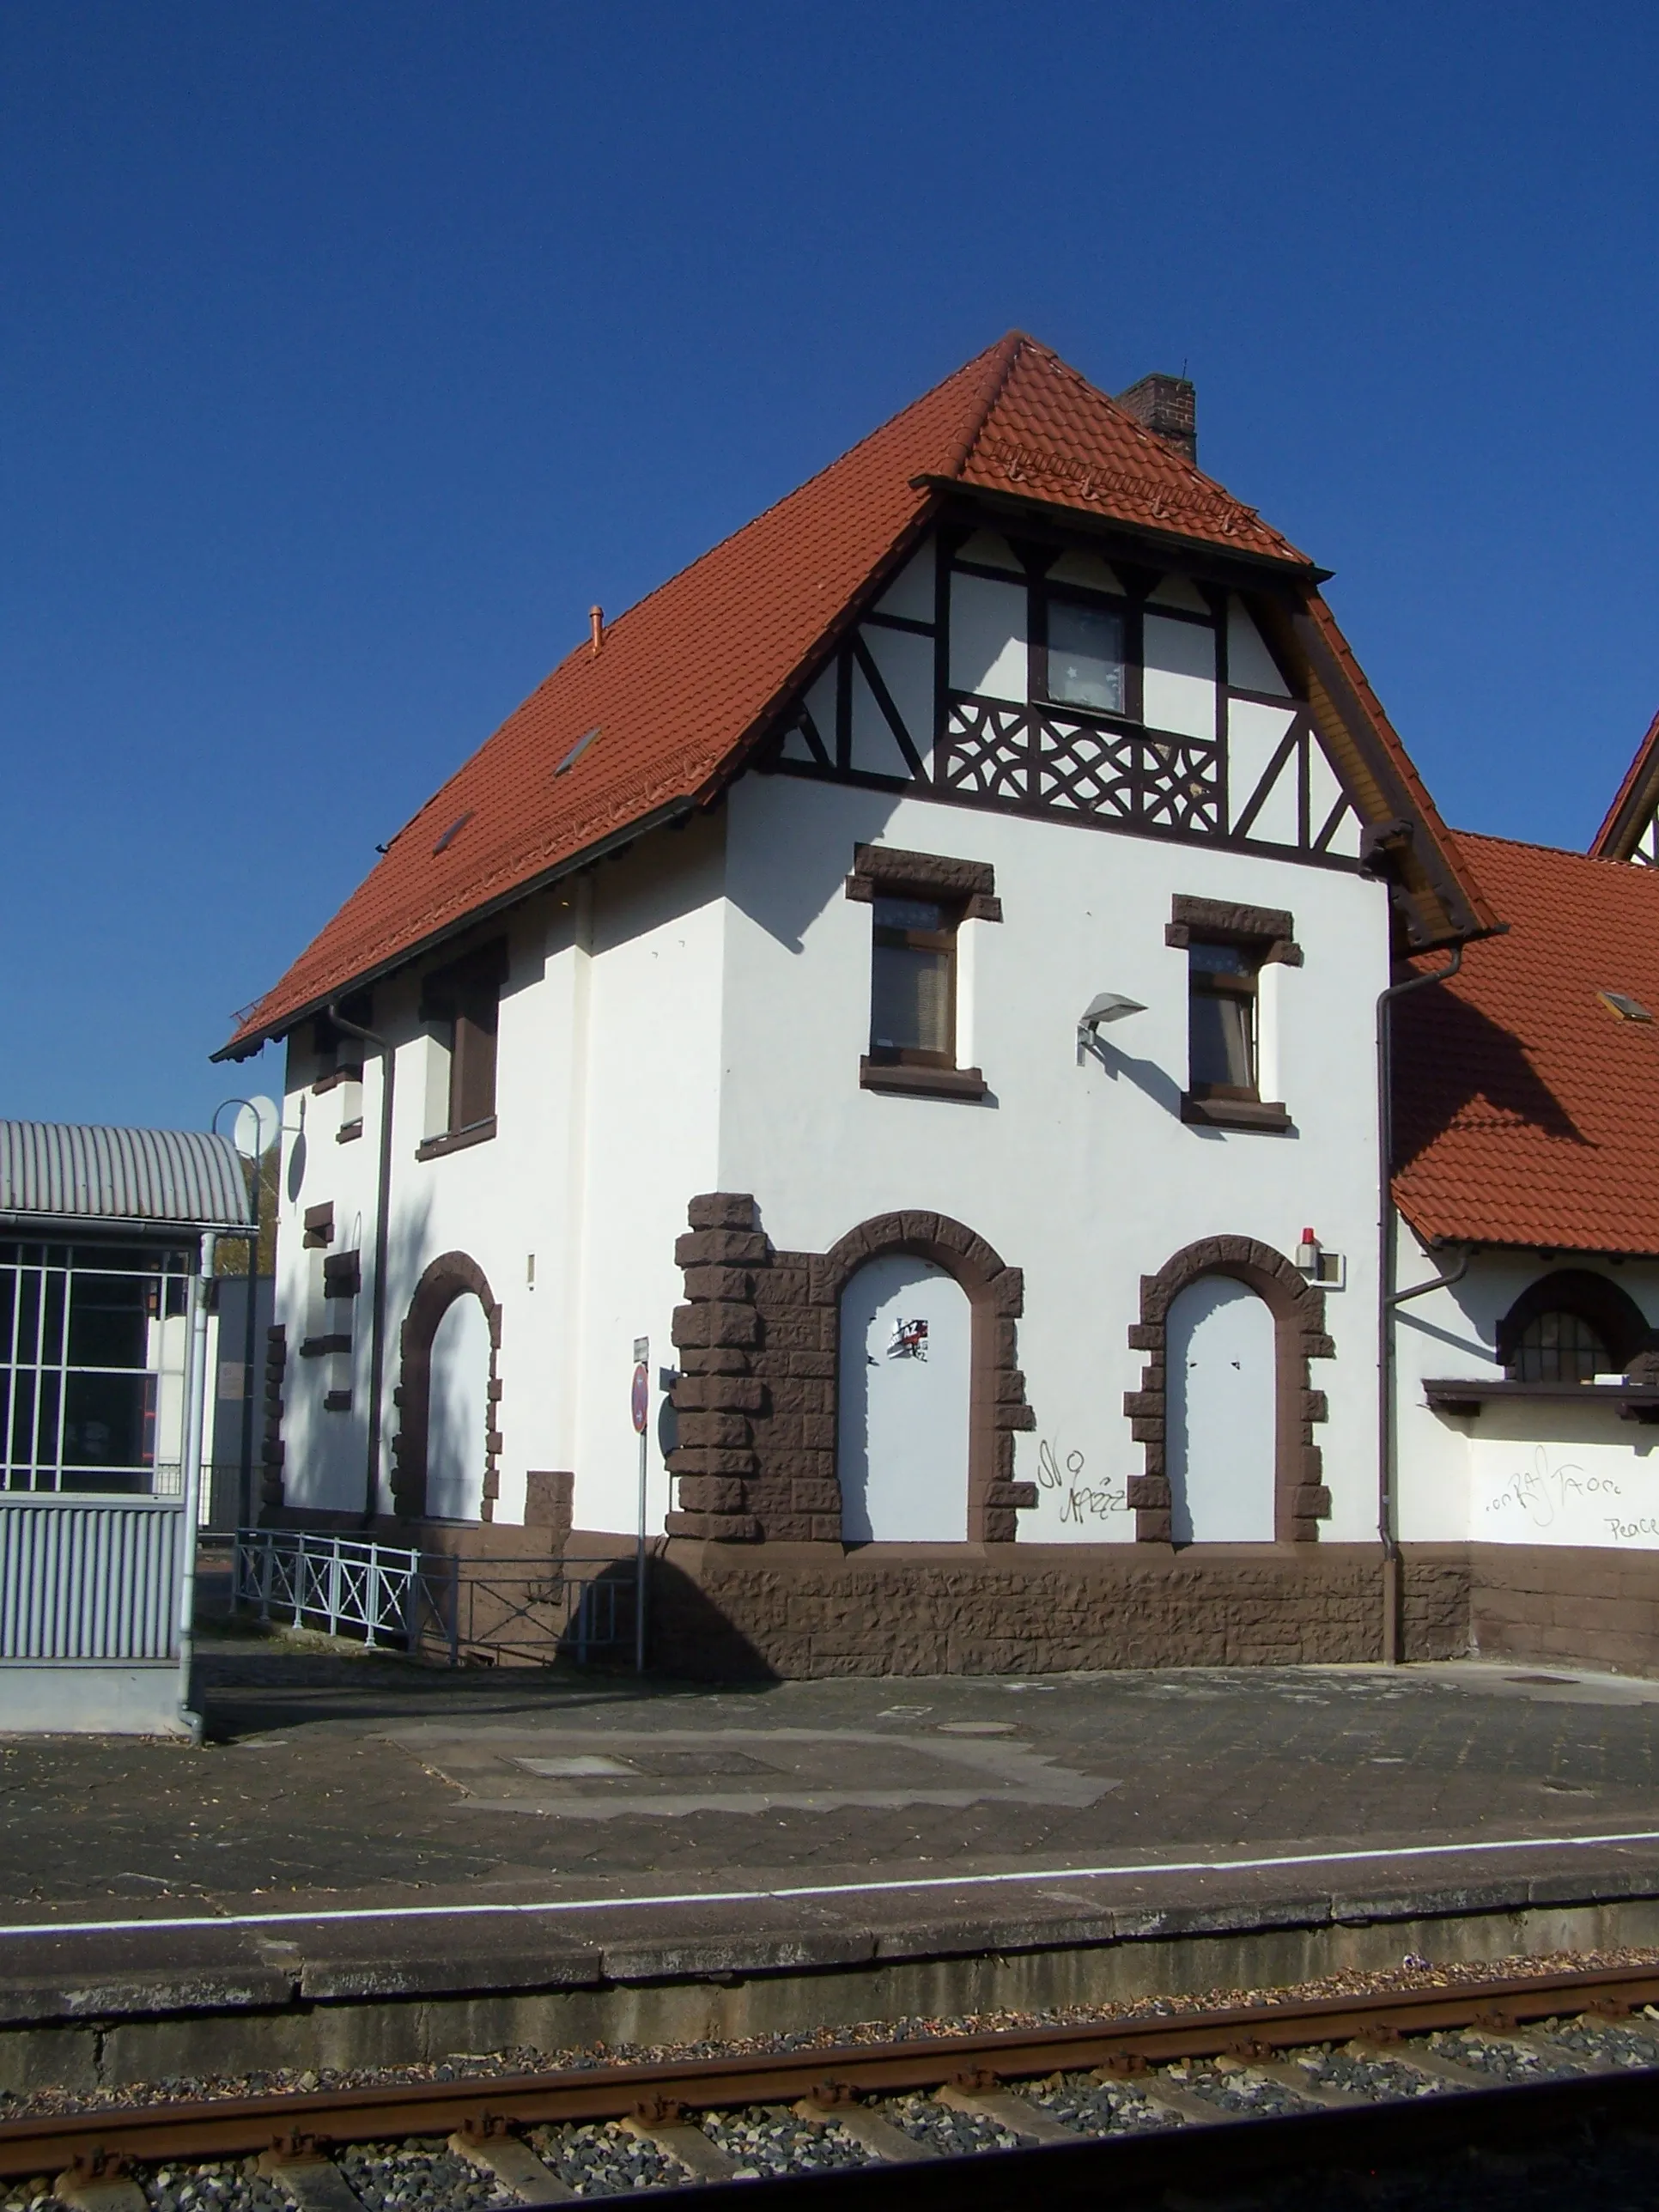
<box><xmin>648</xmin><ymin>1540</ymin><xmax>1659</xmax><ymax>1681</ymax></box>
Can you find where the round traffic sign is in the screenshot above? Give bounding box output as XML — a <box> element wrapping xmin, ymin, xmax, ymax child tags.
<box><xmin>630</xmin><ymin>1362</ymin><xmax>650</xmax><ymax>1434</ymax></box>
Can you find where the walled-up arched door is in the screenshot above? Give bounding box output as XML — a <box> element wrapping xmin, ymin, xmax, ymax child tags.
<box><xmin>1168</xmin><ymin>1275</ymin><xmax>1275</xmax><ymax>1542</ymax></box>
<box><xmin>837</xmin><ymin>1254</ymin><xmax>969</xmax><ymax>1541</ymax></box>
<box><xmin>422</xmin><ymin>1291</ymin><xmax>491</xmax><ymax>1522</ymax></box>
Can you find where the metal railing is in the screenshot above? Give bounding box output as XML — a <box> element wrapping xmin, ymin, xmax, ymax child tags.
<box><xmin>230</xmin><ymin>1528</ymin><xmax>641</xmax><ymax>1668</ymax></box>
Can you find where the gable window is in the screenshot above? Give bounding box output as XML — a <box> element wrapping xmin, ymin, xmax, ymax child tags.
<box><xmin>871</xmin><ymin>896</ymin><xmax>957</xmax><ymax>1066</ymax></box>
<box><xmin>1188</xmin><ymin>942</ymin><xmax>1261</xmax><ymax>1098</ymax></box>
<box><xmin>416</xmin><ymin>941</ymin><xmax>507</xmax><ymax>1159</ymax></box>
<box><xmin>1041</xmin><ymin>599</ymin><xmax>1126</xmax><ymax>714</ymax></box>
<box><xmin>844</xmin><ymin>844</ymin><xmax>998</xmax><ymax>1102</ymax></box>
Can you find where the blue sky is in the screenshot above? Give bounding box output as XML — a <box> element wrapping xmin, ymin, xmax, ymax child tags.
<box><xmin>4</xmin><ymin>2</ymin><xmax>1657</xmax><ymax>1131</ymax></box>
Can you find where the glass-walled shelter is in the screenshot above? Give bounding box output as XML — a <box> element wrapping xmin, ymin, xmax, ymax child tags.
<box><xmin>3</xmin><ymin>1239</ymin><xmax>195</xmax><ymax>1494</ymax></box>
<box><xmin>0</xmin><ymin>1121</ymin><xmax>254</xmax><ymax>1732</ymax></box>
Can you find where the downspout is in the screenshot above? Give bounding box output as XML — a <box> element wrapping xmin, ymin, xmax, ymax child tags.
<box><xmin>177</xmin><ymin>1227</ymin><xmax>217</xmax><ymax>1740</ymax></box>
<box><xmin>1376</xmin><ymin>944</ymin><xmax>1463</xmax><ymax>1664</ymax></box>
<box><xmin>330</xmin><ymin>1000</ymin><xmax>396</xmax><ymax>1528</ymax></box>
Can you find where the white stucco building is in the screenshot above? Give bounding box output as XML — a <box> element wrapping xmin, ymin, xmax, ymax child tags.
<box><xmin>228</xmin><ymin>335</ymin><xmax>1624</xmax><ymax>1676</ymax></box>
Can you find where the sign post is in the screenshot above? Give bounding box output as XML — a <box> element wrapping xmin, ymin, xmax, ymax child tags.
<box><xmin>631</xmin><ymin>1337</ymin><xmax>649</xmax><ymax>1674</ymax></box>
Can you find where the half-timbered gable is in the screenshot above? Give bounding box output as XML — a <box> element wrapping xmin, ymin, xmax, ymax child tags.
<box><xmin>1591</xmin><ymin>705</ymin><xmax>1659</xmax><ymax>866</ymax></box>
<box><xmin>770</xmin><ymin>525</ymin><xmax>1365</xmax><ymax>868</ymax></box>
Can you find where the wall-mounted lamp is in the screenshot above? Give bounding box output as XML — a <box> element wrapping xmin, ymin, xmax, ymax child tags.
<box><xmin>1077</xmin><ymin>991</ymin><xmax>1146</xmax><ymax>1064</ymax></box>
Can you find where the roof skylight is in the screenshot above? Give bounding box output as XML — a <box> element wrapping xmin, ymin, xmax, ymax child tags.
<box><xmin>555</xmin><ymin>726</ymin><xmax>600</xmax><ymax>776</ymax></box>
<box><xmin>433</xmin><ymin>811</ymin><xmax>473</xmax><ymax>854</ymax></box>
<box><xmin>1599</xmin><ymin>989</ymin><xmax>1653</xmax><ymax>1023</ymax></box>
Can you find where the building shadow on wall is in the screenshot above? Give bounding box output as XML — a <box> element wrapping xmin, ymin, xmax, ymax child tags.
<box><xmin>727</xmin><ymin>784</ymin><xmax>906</xmax><ymax>954</ymax></box>
<box><xmin>641</xmin><ymin>1551</ymin><xmax>781</xmax><ymax>1682</ymax></box>
<box><xmin>1392</xmin><ymin>983</ymin><xmax>1586</xmax><ymax>1170</ymax></box>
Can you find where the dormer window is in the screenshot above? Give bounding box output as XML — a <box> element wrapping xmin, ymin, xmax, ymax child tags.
<box><xmin>1041</xmin><ymin>599</ymin><xmax>1126</xmax><ymax>714</ymax></box>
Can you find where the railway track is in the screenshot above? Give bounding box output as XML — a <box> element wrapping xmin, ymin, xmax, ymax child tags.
<box><xmin>7</xmin><ymin>1959</ymin><xmax>1659</xmax><ymax>2209</ymax></box>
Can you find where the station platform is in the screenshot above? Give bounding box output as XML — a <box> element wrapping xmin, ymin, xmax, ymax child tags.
<box><xmin>3</xmin><ymin>1642</ymin><xmax>1659</xmax><ymax>2094</ymax></box>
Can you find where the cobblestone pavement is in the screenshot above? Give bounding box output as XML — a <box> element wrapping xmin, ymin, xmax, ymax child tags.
<box><xmin>2</xmin><ymin>1638</ymin><xmax>1657</xmax><ymax>1910</ymax></box>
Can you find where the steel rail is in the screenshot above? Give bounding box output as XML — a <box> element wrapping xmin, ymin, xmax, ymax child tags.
<box><xmin>3</xmin><ymin>1956</ymin><xmax>1659</xmax><ymax>2178</ymax></box>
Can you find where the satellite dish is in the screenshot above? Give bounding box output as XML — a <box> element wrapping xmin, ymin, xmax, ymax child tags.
<box><xmin>232</xmin><ymin>1096</ymin><xmax>280</xmax><ymax>1160</ymax></box>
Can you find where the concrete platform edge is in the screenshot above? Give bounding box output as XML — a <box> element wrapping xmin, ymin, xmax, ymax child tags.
<box><xmin>5</xmin><ymin>1861</ymin><xmax>1659</xmax><ymax>2096</ymax></box>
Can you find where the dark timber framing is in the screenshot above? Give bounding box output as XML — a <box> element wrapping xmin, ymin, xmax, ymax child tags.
<box><xmin>764</xmin><ymin>521</ymin><xmax>1367</xmax><ymax>873</ymax></box>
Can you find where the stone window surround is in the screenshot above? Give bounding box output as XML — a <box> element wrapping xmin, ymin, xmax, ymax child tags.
<box><xmin>1168</xmin><ymin>894</ymin><xmax>1301</xmax><ymax>1134</ymax></box>
<box><xmin>667</xmin><ymin>1194</ymin><xmax>1036</xmax><ymax>1547</ymax></box>
<box><xmin>1123</xmin><ymin>1234</ymin><xmax>1333</xmax><ymax>1544</ymax></box>
<box><xmin>391</xmin><ymin>1249</ymin><xmax>504</xmax><ymax>1523</ymax></box>
<box><xmin>845</xmin><ymin>845</ymin><xmax>1001</xmax><ymax>1104</ymax></box>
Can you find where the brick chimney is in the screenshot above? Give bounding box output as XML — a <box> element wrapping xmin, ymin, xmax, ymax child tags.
<box><xmin>1115</xmin><ymin>373</ymin><xmax>1197</xmax><ymax>465</ymax></box>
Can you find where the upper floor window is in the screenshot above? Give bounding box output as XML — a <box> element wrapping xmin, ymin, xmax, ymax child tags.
<box><xmin>1040</xmin><ymin>598</ymin><xmax>1126</xmax><ymax>715</ymax></box>
<box><xmin>845</xmin><ymin>843</ymin><xmax>999</xmax><ymax>1103</ymax></box>
<box><xmin>870</xmin><ymin>896</ymin><xmax>957</xmax><ymax>1068</ymax></box>
<box><xmin>1188</xmin><ymin>940</ymin><xmax>1261</xmax><ymax>1099</ymax></box>
<box><xmin>1169</xmin><ymin>895</ymin><xmax>1297</xmax><ymax>1134</ymax></box>
<box><xmin>416</xmin><ymin>941</ymin><xmax>507</xmax><ymax>1158</ymax></box>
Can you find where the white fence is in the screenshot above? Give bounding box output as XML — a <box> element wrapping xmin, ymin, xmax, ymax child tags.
<box><xmin>232</xmin><ymin>1528</ymin><xmax>640</xmax><ymax>1668</ymax></box>
<box><xmin>0</xmin><ymin>1496</ymin><xmax>182</xmax><ymax>1662</ymax></box>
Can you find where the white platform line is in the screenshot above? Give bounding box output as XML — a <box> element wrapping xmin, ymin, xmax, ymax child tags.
<box><xmin>3</xmin><ymin>1828</ymin><xmax>1657</xmax><ymax>1942</ymax></box>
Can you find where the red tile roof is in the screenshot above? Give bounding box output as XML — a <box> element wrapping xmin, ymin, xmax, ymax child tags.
<box><xmin>1393</xmin><ymin>831</ymin><xmax>1659</xmax><ymax>1255</ymax></box>
<box><xmin>218</xmin><ymin>334</ymin><xmax>1469</xmax><ymax>1055</ymax></box>
<box><xmin>1591</xmin><ymin>703</ymin><xmax>1659</xmax><ymax>860</ymax></box>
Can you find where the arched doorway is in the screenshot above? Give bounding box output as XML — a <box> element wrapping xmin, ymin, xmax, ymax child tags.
<box><xmin>1167</xmin><ymin>1276</ymin><xmax>1276</xmax><ymax>1542</ymax></box>
<box><xmin>837</xmin><ymin>1253</ymin><xmax>970</xmax><ymax>1541</ymax></box>
<box><xmin>391</xmin><ymin>1251</ymin><xmax>501</xmax><ymax>1522</ymax></box>
<box><xmin>424</xmin><ymin>1291</ymin><xmax>492</xmax><ymax>1522</ymax></box>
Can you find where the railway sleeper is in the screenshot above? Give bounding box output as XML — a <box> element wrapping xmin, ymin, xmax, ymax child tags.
<box><xmin>1091</xmin><ymin>2072</ymin><xmax>1231</xmax><ymax>2129</ymax></box>
<box><xmin>621</xmin><ymin>2103</ymin><xmax>738</xmax><ymax>2185</ymax></box>
<box><xmin>448</xmin><ymin>2119</ymin><xmax>573</xmax><ymax>2203</ymax></box>
<box><xmin>793</xmin><ymin>2091</ymin><xmax>937</xmax><ymax>2163</ymax></box>
<box><xmin>52</xmin><ymin>2151</ymin><xmax>147</xmax><ymax>2212</ymax></box>
<box><xmin>1211</xmin><ymin>2052</ymin><xmax>1370</xmax><ymax>2111</ymax></box>
<box><xmin>935</xmin><ymin>2078</ymin><xmax>1080</xmax><ymax>2146</ymax></box>
<box><xmin>1345</xmin><ymin>2037</ymin><xmax>1493</xmax><ymax>2090</ymax></box>
<box><xmin>255</xmin><ymin>2148</ymin><xmax>363</xmax><ymax>2212</ymax></box>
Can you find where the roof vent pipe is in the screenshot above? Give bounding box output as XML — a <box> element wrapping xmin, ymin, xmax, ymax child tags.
<box><xmin>590</xmin><ymin>605</ymin><xmax>604</xmax><ymax>655</ymax></box>
<box><xmin>1115</xmin><ymin>374</ymin><xmax>1197</xmax><ymax>465</ymax></box>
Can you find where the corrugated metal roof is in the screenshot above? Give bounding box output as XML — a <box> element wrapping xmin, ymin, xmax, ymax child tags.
<box><xmin>0</xmin><ymin>1124</ymin><xmax>253</xmax><ymax>1230</ymax></box>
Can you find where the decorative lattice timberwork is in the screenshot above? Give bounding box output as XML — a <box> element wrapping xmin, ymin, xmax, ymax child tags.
<box><xmin>938</xmin><ymin>694</ymin><xmax>1223</xmax><ymax>836</ymax></box>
